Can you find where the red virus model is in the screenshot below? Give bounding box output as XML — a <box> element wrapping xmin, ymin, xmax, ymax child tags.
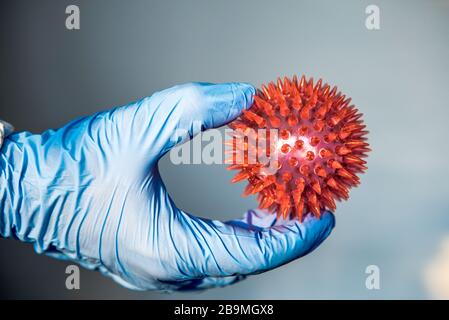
<box><xmin>226</xmin><ymin>75</ymin><xmax>370</xmax><ymax>221</ymax></box>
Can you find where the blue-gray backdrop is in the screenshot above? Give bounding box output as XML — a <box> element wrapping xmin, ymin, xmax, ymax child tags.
<box><xmin>1</xmin><ymin>0</ymin><xmax>448</xmax><ymax>299</ymax></box>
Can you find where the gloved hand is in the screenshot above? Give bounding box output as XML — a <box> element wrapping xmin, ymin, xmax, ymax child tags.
<box><xmin>0</xmin><ymin>82</ymin><xmax>335</xmax><ymax>291</ymax></box>
<box><xmin>0</xmin><ymin>119</ymin><xmax>14</xmax><ymax>147</ymax></box>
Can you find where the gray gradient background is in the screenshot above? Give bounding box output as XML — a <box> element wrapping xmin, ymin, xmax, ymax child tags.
<box><xmin>1</xmin><ymin>0</ymin><xmax>449</xmax><ymax>299</ymax></box>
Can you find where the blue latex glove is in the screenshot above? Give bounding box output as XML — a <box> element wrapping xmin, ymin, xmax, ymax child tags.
<box><xmin>0</xmin><ymin>82</ymin><xmax>335</xmax><ymax>291</ymax></box>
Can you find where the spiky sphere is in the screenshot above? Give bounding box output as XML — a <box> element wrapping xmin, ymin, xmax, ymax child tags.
<box><xmin>226</xmin><ymin>75</ymin><xmax>370</xmax><ymax>221</ymax></box>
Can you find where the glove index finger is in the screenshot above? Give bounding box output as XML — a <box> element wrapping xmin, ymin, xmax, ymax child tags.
<box><xmin>195</xmin><ymin>82</ymin><xmax>255</xmax><ymax>130</ymax></box>
<box><xmin>163</xmin><ymin>82</ymin><xmax>255</xmax><ymax>152</ymax></box>
<box><xmin>130</xmin><ymin>82</ymin><xmax>255</xmax><ymax>159</ymax></box>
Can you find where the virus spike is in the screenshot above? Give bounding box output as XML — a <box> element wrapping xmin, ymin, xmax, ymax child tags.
<box><xmin>298</xmin><ymin>125</ymin><xmax>309</xmax><ymax>135</ymax></box>
<box><xmin>261</xmin><ymin>85</ymin><xmax>271</xmax><ymax>100</ymax></box>
<box><xmin>328</xmin><ymin>86</ymin><xmax>338</xmax><ymax>98</ymax></box>
<box><xmin>292</xmin><ymin>188</ymin><xmax>303</xmax><ymax>207</ymax></box>
<box><xmin>337</xmin><ymin>130</ymin><xmax>349</xmax><ymax>140</ymax></box>
<box><xmin>292</xmin><ymin>74</ymin><xmax>299</xmax><ymax>86</ymax></box>
<box><xmin>300</xmin><ymin>105</ymin><xmax>312</xmax><ymax>120</ymax></box>
<box><xmin>345</xmin><ymin>140</ymin><xmax>370</xmax><ymax>149</ymax></box>
<box><xmin>226</xmin><ymin>164</ymin><xmax>247</xmax><ymax>171</ymax></box>
<box><xmin>313</xmin><ymin>119</ymin><xmax>325</xmax><ymax>132</ymax></box>
<box><xmin>321</xmin><ymin>188</ymin><xmax>337</xmax><ymax>211</ymax></box>
<box><xmin>314</xmin><ymin>78</ymin><xmax>323</xmax><ymax>91</ymax></box>
<box><xmin>242</xmin><ymin>183</ymin><xmax>255</xmax><ymax>196</ymax></box>
<box><xmin>277</xmin><ymin>95</ymin><xmax>290</xmax><ymax>117</ymax></box>
<box><xmin>342</xmin><ymin>122</ymin><xmax>366</xmax><ymax>133</ymax></box>
<box><xmin>243</xmin><ymin>110</ymin><xmax>266</xmax><ymax>127</ymax></box>
<box><xmin>269</xmin><ymin>116</ymin><xmax>281</xmax><ymax>128</ymax></box>
<box><xmin>250</xmin><ymin>182</ymin><xmax>264</xmax><ymax>194</ymax></box>
<box><xmin>321</xmin><ymin>85</ymin><xmax>330</xmax><ymax>98</ymax></box>
<box><xmin>326</xmin><ymin>177</ymin><xmax>339</xmax><ymax>189</ymax></box>
<box><xmin>279</xmin><ymin>197</ymin><xmax>291</xmax><ymax>219</ymax></box>
<box><xmin>287</xmin><ymin>115</ymin><xmax>299</xmax><ymax>127</ymax></box>
<box><xmin>295</xmin><ymin>199</ymin><xmax>305</xmax><ymax>220</ymax></box>
<box><xmin>259</xmin><ymin>194</ymin><xmax>275</xmax><ymax>209</ymax></box>
<box><xmin>288</xmin><ymin>157</ymin><xmax>299</xmax><ymax>167</ymax></box>
<box><xmin>336</xmin><ymin>145</ymin><xmax>352</xmax><ymax>156</ymax></box>
<box><xmin>337</xmin><ymin>168</ymin><xmax>357</xmax><ymax>180</ymax></box>
<box><xmin>283</xmin><ymin>76</ymin><xmax>291</xmax><ymax>90</ymax></box>
<box><xmin>299</xmin><ymin>164</ymin><xmax>310</xmax><ymax>176</ymax></box>
<box><xmin>295</xmin><ymin>177</ymin><xmax>306</xmax><ymax>192</ymax></box>
<box><xmin>352</xmin><ymin>146</ymin><xmax>372</xmax><ymax>153</ymax></box>
<box><xmin>340</xmin><ymin>98</ymin><xmax>352</xmax><ymax>110</ymax></box>
<box><xmin>231</xmin><ymin>170</ymin><xmax>251</xmax><ymax>183</ymax></box>
<box><xmin>307</xmin><ymin>191</ymin><xmax>321</xmax><ymax>217</ymax></box>
<box><xmin>319</xmin><ymin>148</ymin><xmax>333</xmax><ymax>158</ymax></box>
<box><xmin>350</xmin><ymin>130</ymin><xmax>369</xmax><ymax>139</ymax></box>
<box><xmin>305</xmin><ymin>77</ymin><xmax>314</xmax><ymax>96</ymax></box>
<box><xmin>227</xmin><ymin>75</ymin><xmax>370</xmax><ymax>220</ymax></box>
<box><xmin>311</xmin><ymin>179</ymin><xmax>322</xmax><ymax>194</ymax></box>
<box><xmin>254</xmin><ymin>95</ymin><xmax>274</xmax><ymax>116</ymax></box>
<box><xmin>328</xmin><ymin>113</ymin><xmax>343</xmax><ymax>127</ymax></box>
<box><xmin>281</xmin><ymin>172</ymin><xmax>293</xmax><ymax>183</ymax></box>
<box><xmin>280</xmin><ymin>129</ymin><xmax>290</xmax><ymax>139</ymax></box>
<box><xmin>295</xmin><ymin>139</ymin><xmax>304</xmax><ymax>150</ymax></box>
<box><xmin>277</xmin><ymin>77</ymin><xmax>284</xmax><ymax>91</ymax></box>
<box><xmin>306</xmin><ymin>151</ymin><xmax>315</xmax><ymax>161</ymax></box>
<box><xmin>299</xmin><ymin>75</ymin><xmax>306</xmax><ymax>91</ymax></box>
<box><xmin>347</xmin><ymin>162</ymin><xmax>368</xmax><ymax>171</ymax></box>
<box><xmin>348</xmin><ymin>112</ymin><xmax>363</xmax><ymax>122</ymax></box>
<box><xmin>328</xmin><ymin>159</ymin><xmax>343</xmax><ymax>169</ymax></box>
<box><xmin>228</xmin><ymin>120</ymin><xmax>248</xmax><ymax>131</ymax></box>
<box><xmin>314</xmin><ymin>165</ymin><xmax>327</xmax><ymax>178</ymax></box>
<box><xmin>291</xmin><ymin>89</ymin><xmax>303</xmax><ymax>110</ymax></box>
<box><xmin>333</xmin><ymin>93</ymin><xmax>344</xmax><ymax>103</ymax></box>
<box><xmin>268</xmin><ymin>82</ymin><xmax>277</xmax><ymax>96</ymax></box>
<box><xmin>310</xmin><ymin>136</ymin><xmax>320</xmax><ymax>147</ymax></box>
<box><xmin>324</xmin><ymin>132</ymin><xmax>337</xmax><ymax>143</ymax></box>
<box><xmin>281</xmin><ymin>144</ymin><xmax>291</xmax><ymax>154</ymax></box>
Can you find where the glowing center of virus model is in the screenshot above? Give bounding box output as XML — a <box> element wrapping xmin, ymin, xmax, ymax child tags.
<box><xmin>226</xmin><ymin>75</ymin><xmax>370</xmax><ymax>221</ymax></box>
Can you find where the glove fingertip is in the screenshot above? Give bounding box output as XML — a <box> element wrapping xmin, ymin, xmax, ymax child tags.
<box><xmin>297</xmin><ymin>211</ymin><xmax>335</xmax><ymax>253</ymax></box>
<box><xmin>231</xmin><ymin>83</ymin><xmax>255</xmax><ymax>115</ymax></box>
<box><xmin>305</xmin><ymin>211</ymin><xmax>336</xmax><ymax>229</ymax></box>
